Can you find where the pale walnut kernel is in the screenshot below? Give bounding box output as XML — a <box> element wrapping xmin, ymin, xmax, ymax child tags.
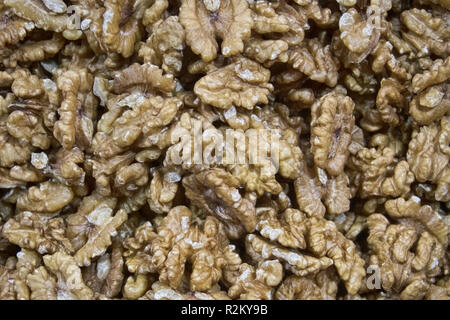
<box><xmin>0</xmin><ymin>9</ymin><xmax>35</xmax><ymax>48</ymax></box>
<box><xmin>194</xmin><ymin>57</ymin><xmax>273</xmax><ymax>110</ymax></box>
<box><xmin>149</xmin><ymin>206</ymin><xmax>229</xmax><ymax>292</ymax></box>
<box><xmin>101</xmin><ymin>0</ymin><xmax>149</xmax><ymax>58</ymax></box>
<box><xmin>16</xmin><ymin>181</ymin><xmax>74</xmax><ymax>214</ymax></box>
<box><xmin>275</xmin><ymin>270</ymin><xmax>339</xmax><ymax>300</ymax></box>
<box><xmin>311</xmin><ymin>91</ymin><xmax>355</xmax><ymax>176</ymax></box>
<box><xmin>4</xmin><ymin>0</ymin><xmax>69</xmax><ymax>33</ymax></box>
<box><xmin>183</xmin><ymin>168</ymin><xmax>256</xmax><ymax>239</ymax></box>
<box><xmin>407</xmin><ymin>118</ymin><xmax>449</xmax><ymax>201</ymax></box>
<box><xmin>287</xmin><ymin>38</ymin><xmax>340</xmax><ymax>87</ymax></box>
<box><xmin>179</xmin><ymin>0</ymin><xmax>253</xmax><ymax>62</ymax></box>
<box><xmin>33</xmin><ymin>251</ymin><xmax>94</xmax><ymax>300</ymax></box>
<box><xmin>385</xmin><ymin>197</ymin><xmax>448</xmax><ymax>246</ymax></box>
<box><xmin>147</xmin><ymin>168</ymin><xmax>179</xmax><ymax>214</ymax></box>
<box><xmin>7</xmin><ymin>109</ymin><xmax>51</xmax><ymax>150</ymax></box>
<box><xmin>250</xmin><ymin>1</ymin><xmax>290</xmax><ymax>35</ymax></box>
<box><xmin>353</xmin><ymin>146</ymin><xmax>415</xmax><ymax>198</ymax></box>
<box><xmin>82</xmin><ymin>240</ymin><xmax>124</xmax><ymax>298</ymax></box>
<box><xmin>339</xmin><ymin>8</ymin><xmax>380</xmax><ymax>57</ymax></box>
<box><xmin>141</xmin><ymin>281</ymin><xmax>230</xmax><ymax>300</ymax></box>
<box><xmin>3</xmin><ymin>34</ymin><xmax>65</xmax><ymax>68</ymax></box>
<box><xmin>400</xmin><ymin>9</ymin><xmax>449</xmax><ymax>58</ymax></box>
<box><xmin>66</xmin><ymin>193</ymin><xmax>127</xmax><ymax>266</ymax></box>
<box><xmin>93</xmin><ymin>95</ymin><xmax>180</xmax><ymax>158</ymax></box>
<box><xmin>54</xmin><ymin>68</ymin><xmax>97</xmax><ymax>150</ymax></box>
<box><xmin>138</xmin><ymin>16</ymin><xmax>185</xmax><ymax>75</ymax></box>
<box><xmin>294</xmin><ymin>168</ymin><xmax>351</xmax><ymax>217</ymax></box>
<box><xmin>112</xmin><ymin>62</ymin><xmax>176</xmax><ymax>95</ymax></box>
<box><xmin>367</xmin><ymin>214</ymin><xmax>446</xmax><ymax>299</ymax></box>
<box><xmin>246</xmin><ymin>234</ymin><xmax>333</xmax><ymax>278</ymax></box>
<box><xmin>49</xmin><ymin>148</ymin><xmax>85</xmax><ymax>186</ymax></box>
<box><xmin>410</xmin><ymin>57</ymin><xmax>450</xmax><ymax>125</ymax></box>
<box><xmin>2</xmin><ymin>211</ymin><xmax>73</xmax><ymax>255</ymax></box>
<box><xmin>376</xmin><ymin>78</ymin><xmax>406</xmax><ymax>127</ymax></box>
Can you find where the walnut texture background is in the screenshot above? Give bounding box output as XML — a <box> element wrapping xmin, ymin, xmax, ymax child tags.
<box><xmin>0</xmin><ymin>0</ymin><xmax>449</xmax><ymax>300</ymax></box>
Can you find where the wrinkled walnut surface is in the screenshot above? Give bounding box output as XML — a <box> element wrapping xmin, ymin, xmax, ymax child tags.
<box><xmin>0</xmin><ymin>0</ymin><xmax>448</xmax><ymax>301</ymax></box>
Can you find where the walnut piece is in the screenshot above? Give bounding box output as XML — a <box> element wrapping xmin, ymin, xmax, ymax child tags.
<box><xmin>311</xmin><ymin>91</ymin><xmax>355</xmax><ymax>176</ymax></box>
<box><xmin>179</xmin><ymin>0</ymin><xmax>253</xmax><ymax>62</ymax></box>
<box><xmin>194</xmin><ymin>57</ymin><xmax>273</xmax><ymax>110</ymax></box>
<box><xmin>183</xmin><ymin>168</ymin><xmax>256</xmax><ymax>239</ymax></box>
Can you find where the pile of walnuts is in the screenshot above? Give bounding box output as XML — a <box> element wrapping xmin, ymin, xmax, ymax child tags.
<box><xmin>0</xmin><ymin>0</ymin><xmax>449</xmax><ymax>300</ymax></box>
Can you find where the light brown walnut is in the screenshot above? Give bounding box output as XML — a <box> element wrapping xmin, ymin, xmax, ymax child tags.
<box><xmin>287</xmin><ymin>38</ymin><xmax>340</xmax><ymax>87</ymax></box>
<box><xmin>194</xmin><ymin>57</ymin><xmax>273</xmax><ymax>110</ymax></box>
<box><xmin>54</xmin><ymin>68</ymin><xmax>97</xmax><ymax>150</ymax></box>
<box><xmin>311</xmin><ymin>91</ymin><xmax>355</xmax><ymax>176</ymax></box>
<box><xmin>179</xmin><ymin>0</ymin><xmax>253</xmax><ymax>62</ymax></box>
<box><xmin>407</xmin><ymin>118</ymin><xmax>450</xmax><ymax>201</ymax></box>
<box><xmin>138</xmin><ymin>16</ymin><xmax>185</xmax><ymax>75</ymax></box>
<box><xmin>183</xmin><ymin>168</ymin><xmax>256</xmax><ymax>239</ymax></box>
<box><xmin>2</xmin><ymin>211</ymin><xmax>73</xmax><ymax>254</ymax></box>
<box><xmin>400</xmin><ymin>9</ymin><xmax>449</xmax><ymax>58</ymax></box>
